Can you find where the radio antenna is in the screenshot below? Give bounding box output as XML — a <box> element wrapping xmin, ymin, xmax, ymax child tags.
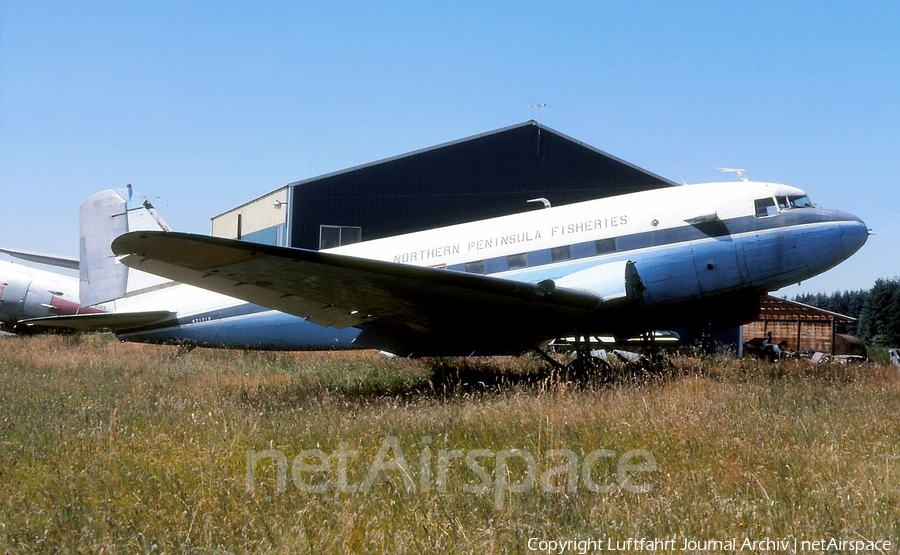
<box><xmin>527</xmin><ymin>103</ymin><xmax>548</xmax><ymax>124</ymax></box>
<box><xmin>527</xmin><ymin>104</ymin><xmax>548</xmax><ymax>156</ymax></box>
<box><xmin>717</xmin><ymin>167</ymin><xmax>748</xmax><ymax>182</ymax></box>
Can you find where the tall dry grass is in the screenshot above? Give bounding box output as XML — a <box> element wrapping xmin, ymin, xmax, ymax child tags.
<box><xmin>1</xmin><ymin>334</ymin><xmax>898</xmax><ymax>553</ymax></box>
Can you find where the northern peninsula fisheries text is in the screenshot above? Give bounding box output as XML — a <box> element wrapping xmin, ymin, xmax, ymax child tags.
<box><xmin>392</xmin><ymin>214</ymin><xmax>628</xmax><ymax>264</ymax></box>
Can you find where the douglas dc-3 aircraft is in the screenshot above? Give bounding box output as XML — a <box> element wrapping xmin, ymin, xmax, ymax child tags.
<box><xmin>103</xmin><ymin>178</ymin><xmax>868</xmax><ymax>366</ymax></box>
<box><xmin>0</xmin><ymin>258</ymin><xmax>96</xmax><ymax>333</ymax></box>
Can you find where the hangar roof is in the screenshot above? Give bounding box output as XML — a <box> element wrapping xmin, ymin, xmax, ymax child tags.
<box><xmin>282</xmin><ymin>120</ymin><xmax>676</xmax><ymax>193</ymax></box>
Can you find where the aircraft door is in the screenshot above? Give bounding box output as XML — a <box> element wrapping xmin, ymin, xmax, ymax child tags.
<box><xmin>739</xmin><ymin>218</ymin><xmax>787</xmax><ymax>288</ymax></box>
<box><xmin>691</xmin><ymin>236</ymin><xmax>745</xmax><ymax>295</ymax></box>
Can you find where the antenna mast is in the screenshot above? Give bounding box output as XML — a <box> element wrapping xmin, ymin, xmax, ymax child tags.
<box><xmin>527</xmin><ymin>103</ymin><xmax>548</xmax><ymax>156</ymax></box>
<box><xmin>717</xmin><ymin>167</ymin><xmax>748</xmax><ymax>182</ymax></box>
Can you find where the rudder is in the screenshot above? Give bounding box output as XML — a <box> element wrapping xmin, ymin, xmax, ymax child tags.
<box><xmin>79</xmin><ymin>185</ymin><xmax>172</xmax><ymax>307</ymax></box>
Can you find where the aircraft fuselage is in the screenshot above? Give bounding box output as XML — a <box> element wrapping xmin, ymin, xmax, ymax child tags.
<box><xmin>0</xmin><ymin>260</ymin><xmax>94</xmax><ymax>332</ymax></box>
<box><xmin>329</xmin><ymin>181</ymin><xmax>867</xmax><ymax>336</ymax></box>
<box><xmin>108</xmin><ymin>180</ymin><xmax>867</xmax><ymax>352</ymax></box>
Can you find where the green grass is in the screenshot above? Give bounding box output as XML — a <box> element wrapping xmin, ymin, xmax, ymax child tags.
<box><xmin>1</xmin><ymin>335</ymin><xmax>898</xmax><ymax>553</ymax></box>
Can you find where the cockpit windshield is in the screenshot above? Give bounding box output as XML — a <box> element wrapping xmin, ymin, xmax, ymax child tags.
<box><xmin>757</xmin><ymin>195</ymin><xmax>814</xmax><ymax>216</ymax></box>
<box><xmin>777</xmin><ymin>195</ymin><xmax>814</xmax><ymax>210</ymax></box>
<box><xmin>788</xmin><ymin>195</ymin><xmax>813</xmax><ymax>208</ymax></box>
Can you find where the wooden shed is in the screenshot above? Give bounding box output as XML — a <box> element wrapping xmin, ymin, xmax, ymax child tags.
<box><xmin>742</xmin><ymin>295</ymin><xmax>857</xmax><ymax>355</ymax></box>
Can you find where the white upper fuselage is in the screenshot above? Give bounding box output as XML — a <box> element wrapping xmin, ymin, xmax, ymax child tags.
<box><xmin>329</xmin><ymin>182</ymin><xmax>796</xmax><ymax>266</ymax></box>
<box><xmin>328</xmin><ymin>181</ymin><xmax>867</xmax><ymax>305</ymax></box>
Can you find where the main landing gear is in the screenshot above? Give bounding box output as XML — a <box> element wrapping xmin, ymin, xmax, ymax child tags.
<box><xmin>532</xmin><ymin>335</ymin><xmax>611</xmax><ymax>383</ymax></box>
<box><xmin>532</xmin><ymin>332</ymin><xmax>675</xmax><ymax>385</ymax></box>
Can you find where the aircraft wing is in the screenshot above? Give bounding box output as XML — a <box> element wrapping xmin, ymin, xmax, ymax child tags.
<box><xmin>22</xmin><ymin>310</ymin><xmax>176</xmax><ymax>332</ymax></box>
<box><xmin>0</xmin><ymin>247</ymin><xmax>80</xmax><ymax>270</ymax></box>
<box><xmin>111</xmin><ymin>231</ymin><xmax>615</xmax><ymax>356</ymax></box>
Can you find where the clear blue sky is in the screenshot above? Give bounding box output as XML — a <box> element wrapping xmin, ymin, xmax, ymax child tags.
<box><xmin>2</xmin><ymin>1</ymin><xmax>897</xmax><ymax>296</ymax></box>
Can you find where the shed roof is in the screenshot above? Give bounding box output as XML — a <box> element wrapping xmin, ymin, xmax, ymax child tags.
<box><xmin>757</xmin><ymin>295</ymin><xmax>856</xmax><ymax>323</ymax></box>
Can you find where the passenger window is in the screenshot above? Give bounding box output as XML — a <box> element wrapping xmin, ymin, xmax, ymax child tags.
<box><xmin>595</xmin><ymin>238</ymin><xmax>616</xmax><ymax>254</ymax></box>
<box><xmin>507</xmin><ymin>253</ymin><xmax>528</xmax><ymax>269</ymax></box>
<box><xmin>754</xmin><ymin>198</ymin><xmax>777</xmax><ymax>217</ymax></box>
<box><xmin>551</xmin><ymin>245</ymin><xmax>572</xmax><ymax>262</ymax></box>
<box><xmin>465</xmin><ymin>261</ymin><xmax>485</xmax><ymax>274</ymax></box>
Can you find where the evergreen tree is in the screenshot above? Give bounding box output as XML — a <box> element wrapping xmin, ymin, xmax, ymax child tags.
<box><xmin>857</xmin><ymin>279</ymin><xmax>900</xmax><ymax>346</ymax></box>
<box><xmin>792</xmin><ymin>280</ymin><xmax>900</xmax><ymax>345</ymax></box>
<box><xmin>886</xmin><ymin>287</ymin><xmax>900</xmax><ymax>346</ymax></box>
<box><xmin>844</xmin><ymin>290</ymin><xmax>869</xmax><ymax>336</ymax></box>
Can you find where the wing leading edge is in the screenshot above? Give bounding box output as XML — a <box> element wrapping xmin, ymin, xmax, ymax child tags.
<box><xmin>22</xmin><ymin>310</ymin><xmax>176</xmax><ymax>332</ymax></box>
<box><xmin>112</xmin><ymin>231</ymin><xmax>634</xmax><ymax>356</ymax></box>
<box><xmin>0</xmin><ymin>247</ymin><xmax>80</xmax><ymax>270</ymax></box>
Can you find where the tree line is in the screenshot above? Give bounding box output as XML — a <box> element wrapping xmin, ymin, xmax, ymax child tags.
<box><xmin>793</xmin><ymin>278</ymin><xmax>900</xmax><ymax>346</ymax></box>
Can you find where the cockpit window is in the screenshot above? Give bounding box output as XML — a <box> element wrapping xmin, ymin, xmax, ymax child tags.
<box><xmin>788</xmin><ymin>195</ymin><xmax>813</xmax><ymax>208</ymax></box>
<box><xmin>755</xmin><ymin>198</ymin><xmax>777</xmax><ymax>217</ymax></box>
<box><xmin>758</xmin><ymin>195</ymin><xmax>814</xmax><ymax>216</ymax></box>
<box><xmin>777</xmin><ymin>195</ymin><xmax>814</xmax><ymax>210</ymax></box>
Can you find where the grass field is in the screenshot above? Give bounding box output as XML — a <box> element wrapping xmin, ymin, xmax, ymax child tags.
<box><xmin>1</xmin><ymin>334</ymin><xmax>898</xmax><ymax>553</ymax></box>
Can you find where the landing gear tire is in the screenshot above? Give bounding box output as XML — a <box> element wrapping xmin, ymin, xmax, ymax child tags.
<box><xmin>566</xmin><ymin>354</ymin><xmax>612</xmax><ymax>383</ymax></box>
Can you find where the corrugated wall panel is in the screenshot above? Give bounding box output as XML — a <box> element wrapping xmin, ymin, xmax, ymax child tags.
<box><xmin>743</xmin><ymin>320</ymin><xmax>835</xmax><ymax>354</ymax></box>
<box><xmin>211</xmin><ymin>187</ymin><xmax>289</xmax><ymax>241</ymax></box>
<box><xmin>287</xmin><ymin>123</ymin><xmax>673</xmax><ymax>250</ymax></box>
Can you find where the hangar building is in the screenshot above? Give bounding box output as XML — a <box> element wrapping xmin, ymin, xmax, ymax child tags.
<box><xmin>210</xmin><ymin>121</ymin><xmax>676</xmax><ymax>249</ymax></box>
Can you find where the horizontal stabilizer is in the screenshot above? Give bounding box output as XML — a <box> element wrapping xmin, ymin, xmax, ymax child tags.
<box><xmin>22</xmin><ymin>310</ymin><xmax>176</xmax><ymax>332</ymax></box>
<box><xmin>0</xmin><ymin>248</ymin><xmax>79</xmax><ymax>270</ymax></box>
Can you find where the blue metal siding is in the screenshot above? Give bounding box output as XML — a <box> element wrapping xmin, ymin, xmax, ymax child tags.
<box><xmin>288</xmin><ymin>122</ymin><xmax>674</xmax><ymax>250</ymax></box>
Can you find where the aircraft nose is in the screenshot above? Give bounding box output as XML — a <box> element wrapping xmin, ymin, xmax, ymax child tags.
<box><xmin>835</xmin><ymin>211</ymin><xmax>869</xmax><ymax>258</ymax></box>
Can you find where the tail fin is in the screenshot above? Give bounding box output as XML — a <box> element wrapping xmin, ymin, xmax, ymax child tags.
<box><xmin>79</xmin><ymin>185</ymin><xmax>173</xmax><ymax>307</ymax></box>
